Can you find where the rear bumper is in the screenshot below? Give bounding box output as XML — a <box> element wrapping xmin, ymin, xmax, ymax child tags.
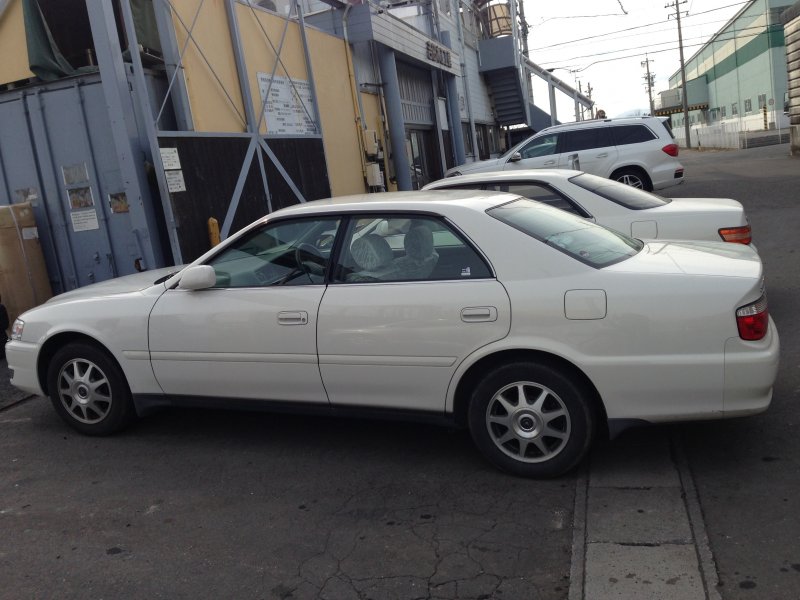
<box><xmin>723</xmin><ymin>316</ymin><xmax>780</xmax><ymax>416</ymax></box>
<box><xmin>651</xmin><ymin>161</ymin><xmax>685</xmax><ymax>190</ymax></box>
<box><xmin>6</xmin><ymin>341</ymin><xmax>44</xmax><ymax>397</ymax></box>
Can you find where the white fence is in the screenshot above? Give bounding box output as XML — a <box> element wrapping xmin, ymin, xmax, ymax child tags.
<box><xmin>672</xmin><ymin>112</ymin><xmax>790</xmax><ymax>149</ymax></box>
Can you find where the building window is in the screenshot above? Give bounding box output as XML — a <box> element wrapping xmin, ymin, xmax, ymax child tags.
<box><xmin>461</xmin><ymin>123</ymin><xmax>474</xmax><ymax>156</ymax></box>
<box><xmin>744</xmin><ymin>99</ymin><xmax>752</xmax><ymax>113</ymax></box>
<box><xmin>758</xmin><ymin>94</ymin><xmax>767</xmax><ymax>109</ymax></box>
<box><xmin>731</xmin><ymin>103</ymin><xmax>738</xmax><ymax>116</ymax></box>
<box><xmin>721</xmin><ymin>105</ymin><xmax>726</xmax><ymax>118</ymax></box>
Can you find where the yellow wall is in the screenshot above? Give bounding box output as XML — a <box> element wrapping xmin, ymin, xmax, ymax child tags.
<box><xmin>171</xmin><ymin>0</ymin><xmax>247</xmax><ymax>132</ymax></box>
<box><xmin>172</xmin><ymin>0</ymin><xmax>366</xmax><ymax>196</ymax></box>
<box><xmin>0</xmin><ymin>0</ymin><xmax>35</xmax><ymax>86</ymax></box>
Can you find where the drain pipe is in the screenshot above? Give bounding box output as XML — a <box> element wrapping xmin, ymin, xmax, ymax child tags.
<box><xmin>343</xmin><ymin>4</ymin><xmax>368</xmax><ymax>180</ymax></box>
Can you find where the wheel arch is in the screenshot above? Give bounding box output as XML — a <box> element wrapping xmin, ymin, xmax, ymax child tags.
<box><xmin>451</xmin><ymin>349</ymin><xmax>609</xmax><ymax>437</ymax></box>
<box><xmin>610</xmin><ymin>165</ymin><xmax>653</xmax><ymax>190</ymax></box>
<box><xmin>37</xmin><ymin>332</ymin><xmax>118</xmax><ymax>396</ymax></box>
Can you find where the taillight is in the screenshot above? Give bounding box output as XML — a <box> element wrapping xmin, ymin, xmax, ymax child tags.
<box><xmin>662</xmin><ymin>143</ymin><xmax>679</xmax><ymax>157</ymax></box>
<box><xmin>736</xmin><ymin>295</ymin><xmax>768</xmax><ymax>341</ymax></box>
<box><xmin>719</xmin><ymin>225</ymin><xmax>752</xmax><ymax>244</ymax></box>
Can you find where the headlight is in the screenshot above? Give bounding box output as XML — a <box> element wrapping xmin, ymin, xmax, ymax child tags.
<box><xmin>11</xmin><ymin>319</ymin><xmax>24</xmax><ymax>341</ymax></box>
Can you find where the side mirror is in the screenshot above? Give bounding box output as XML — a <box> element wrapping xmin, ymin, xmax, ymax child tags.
<box><xmin>178</xmin><ymin>265</ymin><xmax>217</xmax><ymax>290</ymax></box>
<box><xmin>508</xmin><ymin>152</ymin><xmax>522</xmax><ymax>162</ymax></box>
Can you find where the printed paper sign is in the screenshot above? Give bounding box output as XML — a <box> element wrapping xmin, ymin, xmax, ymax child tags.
<box><xmin>165</xmin><ymin>170</ymin><xmax>186</xmax><ymax>193</ymax></box>
<box><xmin>160</xmin><ymin>147</ymin><xmax>182</xmax><ymax>170</ymax></box>
<box><xmin>257</xmin><ymin>73</ymin><xmax>317</xmax><ymax>136</ymax></box>
<box><xmin>70</xmin><ymin>209</ymin><xmax>100</xmax><ymax>232</ymax></box>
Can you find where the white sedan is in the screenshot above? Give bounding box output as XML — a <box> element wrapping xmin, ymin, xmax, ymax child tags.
<box><xmin>424</xmin><ymin>170</ymin><xmax>753</xmax><ymax>244</ymax></box>
<box><xmin>6</xmin><ymin>191</ymin><xmax>779</xmax><ymax>477</ymax></box>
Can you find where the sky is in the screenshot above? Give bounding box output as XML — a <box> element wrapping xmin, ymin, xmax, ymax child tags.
<box><xmin>525</xmin><ymin>0</ymin><xmax>748</xmax><ymax>120</ymax></box>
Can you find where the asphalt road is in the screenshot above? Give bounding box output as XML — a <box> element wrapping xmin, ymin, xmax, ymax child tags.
<box><xmin>0</xmin><ymin>144</ymin><xmax>797</xmax><ymax>600</ymax></box>
<box><xmin>669</xmin><ymin>145</ymin><xmax>800</xmax><ymax>599</ymax></box>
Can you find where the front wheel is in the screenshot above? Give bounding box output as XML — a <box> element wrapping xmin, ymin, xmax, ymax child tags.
<box><xmin>468</xmin><ymin>362</ymin><xmax>595</xmax><ymax>478</ymax></box>
<box><xmin>47</xmin><ymin>342</ymin><xmax>135</xmax><ymax>436</ymax></box>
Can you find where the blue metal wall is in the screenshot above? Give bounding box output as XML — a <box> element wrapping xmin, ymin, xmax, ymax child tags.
<box><xmin>0</xmin><ymin>73</ymin><xmax>163</xmax><ymax>294</ymax></box>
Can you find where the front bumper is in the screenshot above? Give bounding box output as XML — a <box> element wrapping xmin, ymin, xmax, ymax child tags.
<box><xmin>6</xmin><ymin>341</ymin><xmax>44</xmax><ymax>397</ymax></box>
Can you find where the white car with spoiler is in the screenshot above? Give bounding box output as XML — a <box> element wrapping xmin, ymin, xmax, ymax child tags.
<box><xmin>6</xmin><ymin>190</ymin><xmax>779</xmax><ymax>477</ymax></box>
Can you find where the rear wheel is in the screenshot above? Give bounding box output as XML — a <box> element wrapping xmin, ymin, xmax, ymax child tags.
<box><xmin>612</xmin><ymin>168</ymin><xmax>652</xmax><ymax>191</ymax></box>
<box><xmin>468</xmin><ymin>362</ymin><xmax>595</xmax><ymax>477</ymax></box>
<box><xmin>47</xmin><ymin>342</ymin><xmax>135</xmax><ymax>436</ymax></box>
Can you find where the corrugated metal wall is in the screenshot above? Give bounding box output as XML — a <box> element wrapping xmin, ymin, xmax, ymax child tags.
<box><xmin>461</xmin><ymin>44</ymin><xmax>493</xmax><ymax>123</ymax></box>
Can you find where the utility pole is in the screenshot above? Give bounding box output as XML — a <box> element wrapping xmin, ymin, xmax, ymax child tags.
<box><xmin>667</xmin><ymin>0</ymin><xmax>691</xmax><ymax>148</ymax></box>
<box><xmin>641</xmin><ymin>55</ymin><xmax>655</xmax><ymax>115</ymax></box>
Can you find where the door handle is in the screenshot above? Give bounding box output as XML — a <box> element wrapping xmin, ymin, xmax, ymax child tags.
<box><xmin>596</xmin><ymin>152</ymin><xmax>608</xmax><ymax>158</ymax></box>
<box><xmin>461</xmin><ymin>306</ymin><xmax>498</xmax><ymax>323</ymax></box>
<box><xmin>544</xmin><ymin>160</ymin><xmax>556</xmax><ymax>166</ymax></box>
<box><xmin>278</xmin><ymin>311</ymin><xmax>309</xmax><ymax>325</ymax></box>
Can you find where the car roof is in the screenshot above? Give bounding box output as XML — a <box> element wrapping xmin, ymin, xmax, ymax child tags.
<box><xmin>538</xmin><ymin>116</ymin><xmax>664</xmax><ymax>134</ymax></box>
<box><xmin>424</xmin><ymin>169</ymin><xmax>583</xmax><ymax>188</ymax></box>
<box><xmin>268</xmin><ymin>189</ymin><xmax>520</xmax><ymax>219</ymax></box>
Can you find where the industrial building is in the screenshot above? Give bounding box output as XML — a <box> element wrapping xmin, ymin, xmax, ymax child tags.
<box><xmin>0</xmin><ymin>0</ymin><xmax>589</xmax><ymax>305</ymax></box>
<box><xmin>655</xmin><ymin>0</ymin><xmax>793</xmax><ymax>148</ymax></box>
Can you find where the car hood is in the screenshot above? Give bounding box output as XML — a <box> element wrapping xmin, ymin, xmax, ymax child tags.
<box><xmin>447</xmin><ymin>156</ymin><xmax>505</xmax><ymax>176</ymax></box>
<box><xmin>660</xmin><ymin>197</ymin><xmax>745</xmax><ymax>215</ymax></box>
<box><xmin>45</xmin><ymin>266</ymin><xmax>182</xmax><ymax>304</ymax></box>
<box><xmin>607</xmin><ymin>240</ymin><xmax>761</xmax><ymax>278</ymax></box>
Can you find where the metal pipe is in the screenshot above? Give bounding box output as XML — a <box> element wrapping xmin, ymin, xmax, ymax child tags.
<box><xmin>378</xmin><ymin>46</ymin><xmax>412</xmax><ymax>190</ymax></box>
<box><xmin>152</xmin><ymin>0</ymin><xmax>196</xmax><ymax>130</ymax></box>
<box><xmin>453</xmin><ymin>0</ymin><xmax>477</xmax><ymax>158</ymax></box>
<box><xmin>88</xmin><ymin>0</ymin><xmax>174</xmax><ymax>266</ymax></box>
<box><xmin>225</xmin><ymin>0</ymin><xmax>259</xmax><ymax>132</ymax></box>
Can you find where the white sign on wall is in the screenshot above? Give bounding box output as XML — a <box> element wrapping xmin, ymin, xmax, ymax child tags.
<box><xmin>257</xmin><ymin>73</ymin><xmax>317</xmax><ymax>136</ymax></box>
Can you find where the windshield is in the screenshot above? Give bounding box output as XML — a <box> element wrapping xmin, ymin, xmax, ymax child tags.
<box><xmin>569</xmin><ymin>173</ymin><xmax>671</xmax><ymax>210</ymax></box>
<box><xmin>488</xmin><ymin>199</ymin><xmax>643</xmax><ymax>268</ymax></box>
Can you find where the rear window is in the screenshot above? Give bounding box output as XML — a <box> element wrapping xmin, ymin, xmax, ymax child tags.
<box><xmin>488</xmin><ymin>199</ymin><xmax>643</xmax><ymax>268</ymax></box>
<box><xmin>611</xmin><ymin>125</ymin><xmax>657</xmax><ymax>145</ymax></box>
<box><xmin>569</xmin><ymin>173</ymin><xmax>672</xmax><ymax>210</ymax></box>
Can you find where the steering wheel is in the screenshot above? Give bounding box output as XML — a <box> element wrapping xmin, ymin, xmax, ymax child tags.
<box><xmin>295</xmin><ymin>243</ymin><xmax>326</xmax><ymax>277</ymax></box>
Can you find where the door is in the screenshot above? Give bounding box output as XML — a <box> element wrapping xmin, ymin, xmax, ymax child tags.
<box><xmin>317</xmin><ymin>214</ymin><xmax>511</xmax><ymax>412</ymax></box>
<box><xmin>406</xmin><ymin>129</ymin><xmax>439</xmax><ymax>189</ymax></box>
<box><xmin>504</xmin><ymin>132</ymin><xmax>562</xmax><ymax>170</ymax></box>
<box><xmin>556</xmin><ymin>127</ymin><xmax>618</xmax><ymax>176</ymax></box>
<box><xmin>148</xmin><ymin>216</ymin><xmax>342</xmax><ymax>402</ymax></box>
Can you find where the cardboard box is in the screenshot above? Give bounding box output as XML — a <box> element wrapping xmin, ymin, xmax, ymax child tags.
<box><xmin>0</xmin><ymin>203</ymin><xmax>53</xmax><ymax>327</ymax></box>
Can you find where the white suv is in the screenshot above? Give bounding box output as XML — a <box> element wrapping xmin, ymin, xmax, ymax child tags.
<box><xmin>447</xmin><ymin>117</ymin><xmax>684</xmax><ymax>191</ymax></box>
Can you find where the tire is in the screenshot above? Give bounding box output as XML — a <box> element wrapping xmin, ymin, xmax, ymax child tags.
<box><xmin>468</xmin><ymin>362</ymin><xmax>595</xmax><ymax>478</ymax></box>
<box><xmin>46</xmin><ymin>342</ymin><xmax>135</xmax><ymax>436</ymax></box>
<box><xmin>612</xmin><ymin>168</ymin><xmax>652</xmax><ymax>191</ymax></box>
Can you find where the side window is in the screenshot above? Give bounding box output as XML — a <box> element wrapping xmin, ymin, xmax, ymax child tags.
<box><xmin>334</xmin><ymin>215</ymin><xmax>492</xmax><ymax>283</ymax></box>
<box><xmin>208</xmin><ymin>217</ymin><xmax>341</xmax><ymax>287</ymax></box>
<box><xmin>518</xmin><ymin>133</ymin><xmax>559</xmax><ymax>158</ymax></box>
<box><xmin>611</xmin><ymin>125</ymin><xmax>657</xmax><ymax>145</ymax></box>
<box><xmin>483</xmin><ymin>183</ymin><xmax>588</xmax><ymax>217</ymax></box>
<box><xmin>560</xmin><ymin>127</ymin><xmax>613</xmax><ymax>152</ymax></box>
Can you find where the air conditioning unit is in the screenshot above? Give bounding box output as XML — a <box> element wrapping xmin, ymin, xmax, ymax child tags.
<box><xmin>363</xmin><ymin>129</ymin><xmax>379</xmax><ymax>155</ymax></box>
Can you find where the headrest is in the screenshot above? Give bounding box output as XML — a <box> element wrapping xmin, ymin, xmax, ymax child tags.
<box><xmin>404</xmin><ymin>226</ymin><xmax>434</xmax><ymax>260</ymax></box>
<box><xmin>350</xmin><ymin>234</ymin><xmax>393</xmax><ymax>271</ymax></box>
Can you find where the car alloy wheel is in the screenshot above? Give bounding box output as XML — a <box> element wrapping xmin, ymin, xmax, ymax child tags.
<box><xmin>56</xmin><ymin>357</ymin><xmax>113</xmax><ymax>424</ymax></box>
<box><xmin>616</xmin><ymin>173</ymin><xmax>644</xmax><ymax>189</ymax></box>
<box><xmin>468</xmin><ymin>362</ymin><xmax>595</xmax><ymax>477</ymax></box>
<box><xmin>485</xmin><ymin>381</ymin><xmax>571</xmax><ymax>463</ymax></box>
<box><xmin>47</xmin><ymin>342</ymin><xmax>135</xmax><ymax>435</ymax></box>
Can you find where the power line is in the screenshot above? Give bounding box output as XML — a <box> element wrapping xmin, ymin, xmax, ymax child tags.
<box><xmin>540</xmin><ymin>22</ymin><xmax>774</xmax><ymax>67</ymax></box>
<box><xmin>529</xmin><ymin>0</ymin><xmax>750</xmax><ymax>51</ymax></box>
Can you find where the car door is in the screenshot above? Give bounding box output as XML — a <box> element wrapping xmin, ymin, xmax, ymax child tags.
<box><xmin>148</xmin><ymin>216</ymin><xmax>342</xmax><ymax>403</ymax></box>
<box><xmin>504</xmin><ymin>132</ymin><xmax>562</xmax><ymax>171</ymax></box>
<box><xmin>557</xmin><ymin>127</ymin><xmax>618</xmax><ymax>176</ymax></box>
<box><xmin>317</xmin><ymin>214</ymin><xmax>511</xmax><ymax>412</ymax></box>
